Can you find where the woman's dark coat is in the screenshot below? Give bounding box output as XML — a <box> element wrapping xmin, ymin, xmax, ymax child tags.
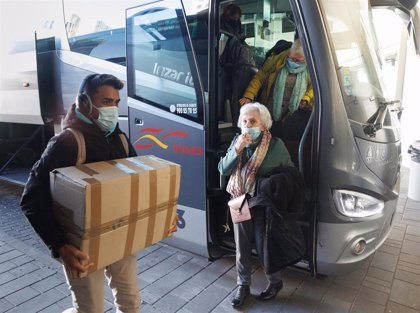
<box><xmin>250</xmin><ymin>165</ymin><xmax>306</xmax><ymax>274</ymax></box>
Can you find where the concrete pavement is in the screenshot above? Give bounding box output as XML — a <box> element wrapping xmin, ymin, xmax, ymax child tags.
<box><xmin>1</xmin><ymin>167</ymin><xmax>420</xmax><ymax>313</ymax></box>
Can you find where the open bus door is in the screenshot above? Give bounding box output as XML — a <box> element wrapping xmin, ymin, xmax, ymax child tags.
<box><xmin>125</xmin><ymin>1</ymin><xmax>209</xmax><ymax>256</ymax></box>
<box><xmin>208</xmin><ymin>0</ymin><xmax>420</xmax><ymax>276</ymax></box>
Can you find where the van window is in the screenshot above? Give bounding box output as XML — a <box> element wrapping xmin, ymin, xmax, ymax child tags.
<box><xmin>63</xmin><ymin>0</ymin><xmax>139</xmax><ymax>65</ymax></box>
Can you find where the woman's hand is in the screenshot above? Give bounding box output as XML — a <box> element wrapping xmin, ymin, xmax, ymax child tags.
<box><xmin>59</xmin><ymin>244</ymin><xmax>94</xmax><ymax>279</ymax></box>
<box><xmin>299</xmin><ymin>100</ymin><xmax>311</xmax><ymax>111</ymax></box>
<box><xmin>239</xmin><ymin>98</ymin><xmax>251</xmax><ymax>105</ymax></box>
<box><xmin>234</xmin><ymin>133</ymin><xmax>252</xmax><ymax>154</ymax></box>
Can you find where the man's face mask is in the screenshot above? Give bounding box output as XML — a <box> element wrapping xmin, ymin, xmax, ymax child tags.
<box><xmin>93</xmin><ymin>105</ymin><xmax>119</xmax><ymax>134</ymax></box>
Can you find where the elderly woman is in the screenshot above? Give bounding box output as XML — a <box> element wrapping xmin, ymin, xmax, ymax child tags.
<box><xmin>239</xmin><ymin>38</ymin><xmax>313</xmax><ymax>141</ymax></box>
<box><xmin>218</xmin><ymin>102</ymin><xmax>293</xmax><ymax>307</ymax></box>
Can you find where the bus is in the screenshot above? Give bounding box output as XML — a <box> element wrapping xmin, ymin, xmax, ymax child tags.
<box><xmin>1</xmin><ymin>0</ymin><xmax>419</xmax><ymax>276</ymax></box>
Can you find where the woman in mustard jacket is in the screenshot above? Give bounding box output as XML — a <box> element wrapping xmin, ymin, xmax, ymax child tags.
<box><xmin>239</xmin><ymin>38</ymin><xmax>313</xmax><ymax>141</ymax></box>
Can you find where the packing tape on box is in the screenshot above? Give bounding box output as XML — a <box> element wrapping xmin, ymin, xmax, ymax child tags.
<box><xmin>125</xmin><ymin>172</ymin><xmax>139</xmax><ymax>257</ymax></box>
<box><xmin>124</xmin><ymin>158</ymin><xmax>178</xmax><ymax>243</ymax></box>
<box><xmin>145</xmin><ymin>170</ymin><xmax>157</xmax><ymax>246</ymax></box>
<box><xmin>82</xmin><ymin>177</ymin><xmax>102</xmax><ymax>272</ymax></box>
<box><xmin>53</xmin><ymin>157</ymin><xmax>179</xmax><ymax>272</ymax></box>
<box><xmin>106</xmin><ymin>159</ymin><xmax>164</xmax><ymax>256</ymax></box>
<box><xmin>53</xmin><ymin>199</ymin><xmax>177</xmax><ymax>239</ymax></box>
<box><xmin>163</xmin><ymin>165</ymin><xmax>177</xmax><ymax>238</ymax></box>
<box><xmin>110</xmin><ymin>161</ymin><xmax>180</xmax><ymax>245</ymax></box>
<box><xmin>125</xmin><ymin>157</ymin><xmax>154</xmax><ymax>171</ymax></box>
<box><xmin>76</xmin><ymin>165</ymin><xmax>99</xmax><ymax>176</ymax></box>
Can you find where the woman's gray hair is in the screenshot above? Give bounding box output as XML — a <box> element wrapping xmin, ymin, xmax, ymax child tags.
<box><xmin>237</xmin><ymin>102</ymin><xmax>273</xmax><ymax>130</ymax></box>
<box><xmin>291</xmin><ymin>38</ymin><xmax>304</xmax><ymax>56</ymax></box>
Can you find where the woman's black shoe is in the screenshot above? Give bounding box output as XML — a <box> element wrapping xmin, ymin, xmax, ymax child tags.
<box><xmin>258</xmin><ymin>280</ymin><xmax>283</xmax><ymax>301</ymax></box>
<box><xmin>231</xmin><ymin>285</ymin><xmax>250</xmax><ymax>307</ymax></box>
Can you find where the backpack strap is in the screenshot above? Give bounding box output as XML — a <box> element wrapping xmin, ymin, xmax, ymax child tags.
<box><xmin>119</xmin><ymin>133</ymin><xmax>129</xmax><ymax>157</ymax></box>
<box><xmin>67</xmin><ymin>128</ymin><xmax>86</xmax><ymax>165</ymax></box>
<box><xmin>67</xmin><ymin>129</ymin><xmax>128</xmax><ymax>164</ymax></box>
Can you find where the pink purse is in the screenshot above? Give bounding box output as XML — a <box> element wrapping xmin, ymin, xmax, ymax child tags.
<box><xmin>228</xmin><ymin>194</ymin><xmax>251</xmax><ymax>223</ymax></box>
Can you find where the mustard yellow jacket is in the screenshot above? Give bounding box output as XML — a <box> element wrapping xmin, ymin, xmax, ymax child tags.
<box><xmin>242</xmin><ymin>50</ymin><xmax>313</xmax><ymax>109</ymax></box>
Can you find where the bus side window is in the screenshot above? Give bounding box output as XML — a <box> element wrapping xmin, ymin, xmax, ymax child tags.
<box><xmin>126</xmin><ymin>2</ymin><xmax>205</xmax><ymax>124</ymax></box>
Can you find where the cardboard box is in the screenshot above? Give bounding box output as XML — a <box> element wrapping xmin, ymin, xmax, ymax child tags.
<box><xmin>50</xmin><ymin>155</ymin><xmax>180</xmax><ymax>277</ymax></box>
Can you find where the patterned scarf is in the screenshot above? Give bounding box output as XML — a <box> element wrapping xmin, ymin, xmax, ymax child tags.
<box><xmin>226</xmin><ymin>130</ymin><xmax>272</xmax><ymax>197</ymax></box>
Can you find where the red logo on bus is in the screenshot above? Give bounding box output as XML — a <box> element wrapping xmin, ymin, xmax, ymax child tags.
<box><xmin>134</xmin><ymin>128</ymin><xmax>203</xmax><ymax>156</ymax></box>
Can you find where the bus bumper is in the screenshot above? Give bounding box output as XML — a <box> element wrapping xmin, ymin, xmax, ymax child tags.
<box><xmin>316</xmin><ymin>199</ymin><xmax>396</xmax><ymax>275</ymax></box>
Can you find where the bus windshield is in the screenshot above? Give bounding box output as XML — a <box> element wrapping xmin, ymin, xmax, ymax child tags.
<box><xmin>320</xmin><ymin>0</ymin><xmax>394</xmax><ymax>124</ymax></box>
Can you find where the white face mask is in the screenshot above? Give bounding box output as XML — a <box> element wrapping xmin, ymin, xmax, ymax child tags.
<box><xmin>93</xmin><ymin>105</ymin><xmax>119</xmax><ymax>134</ymax></box>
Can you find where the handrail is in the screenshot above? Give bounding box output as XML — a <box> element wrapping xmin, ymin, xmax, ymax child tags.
<box><xmin>298</xmin><ymin>109</ymin><xmax>315</xmax><ymax>176</ymax></box>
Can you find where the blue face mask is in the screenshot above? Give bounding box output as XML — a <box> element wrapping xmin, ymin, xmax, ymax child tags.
<box><xmin>286</xmin><ymin>57</ymin><xmax>305</xmax><ymax>70</ymax></box>
<box><xmin>93</xmin><ymin>105</ymin><xmax>119</xmax><ymax>134</ymax></box>
<box><xmin>242</xmin><ymin>127</ymin><xmax>261</xmax><ymax>141</ymax></box>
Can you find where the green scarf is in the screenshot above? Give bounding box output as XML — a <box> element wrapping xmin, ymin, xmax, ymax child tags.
<box><xmin>272</xmin><ymin>59</ymin><xmax>308</xmax><ymax>121</ymax></box>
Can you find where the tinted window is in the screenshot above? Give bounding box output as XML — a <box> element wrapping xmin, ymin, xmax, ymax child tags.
<box><xmin>320</xmin><ymin>0</ymin><xmax>396</xmax><ymax>123</ymax></box>
<box><xmin>126</xmin><ymin>1</ymin><xmax>207</xmax><ymax>123</ymax></box>
<box><xmin>184</xmin><ymin>0</ymin><xmax>209</xmax><ymax>92</ymax></box>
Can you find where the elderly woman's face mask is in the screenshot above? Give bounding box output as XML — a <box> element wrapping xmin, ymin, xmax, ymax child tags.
<box><xmin>242</xmin><ymin>127</ymin><xmax>261</xmax><ymax>141</ymax></box>
<box><xmin>241</xmin><ymin>110</ymin><xmax>264</xmax><ymax>140</ymax></box>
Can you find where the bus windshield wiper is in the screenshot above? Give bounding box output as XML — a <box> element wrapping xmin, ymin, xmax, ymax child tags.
<box><xmin>363</xmin><ymin>100</ymin><xmax>400</xmax><ymax>137</ymax></box>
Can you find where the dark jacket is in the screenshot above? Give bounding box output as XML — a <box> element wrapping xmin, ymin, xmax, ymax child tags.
<box><xmin>20</xmin><ymin>104</ymin><xmax>136</xmax><ymax>258</ymax></box>
<box><xmin>250</xmin><ymin>166</ymin><xmax>306</xmax><ymax>274</ymax></box>
<box><xmin>219</xmin><ymin>31</ymin><xmax>257</xmax><ymax>122</ymax></box>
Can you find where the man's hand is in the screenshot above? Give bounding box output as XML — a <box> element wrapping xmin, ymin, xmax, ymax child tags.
<box><xmin>168</xmin><ymin>214</ymin><xmax>178</xmax><ymax>235</ymax></box>
<box><xmin>59</xmin><ymin>244</ymin><xmax>94</xmax><ymax>279</ymax></box>
<box><xmin>234</xmin><ymin>133</ymin><xmax>252</xmax><ymax>154</ymax></box>
<box><xmin>239</xmin><ymin>97</ymin><xmax>252</xmax><ymax>105</ymax></box>
<box><xmin>299</xmin><ymin>100</ymin><xmax>311</xmax><ymax>111</ymax></box>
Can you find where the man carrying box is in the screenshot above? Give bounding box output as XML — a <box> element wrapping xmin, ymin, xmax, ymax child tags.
<box><xmin>21</xmin><ymin>74</ymin><xmax>141</xmax><ymax>312</ymax></box>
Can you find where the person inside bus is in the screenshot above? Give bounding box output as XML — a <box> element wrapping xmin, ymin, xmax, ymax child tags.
<box><xmin>220</xmin><ymin>3</ymin><xmax>243</xmax><ymax>39</ymax></box>
<box><xmin>218</xmin><ymin>102</ymin><xmax>294</xmax><ymax>307</ymax></box>
<box><xmin>260</xmin><ymin>20</ymin><xmax>273</xmax><ymax>41</ymax></box>
<box><xmin>239</xmin><ymin>37</ymin><xmax>313</xmax><ymax>160</ymax></box>
<box><xmin>20</xmin><ymin>74</ymin><xmax>144</xmax><ymax>313</ymax></box>
<box><xmin>219</xmin><ymin>3</ymin><xmax>256</xmax><ymax>124</ymax></box>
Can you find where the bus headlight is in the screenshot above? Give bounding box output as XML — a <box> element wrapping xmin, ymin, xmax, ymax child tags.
<box><xmin>333</xmin><ymin>189</ymin><xmax>384</xmax><ymax>218</ymax></box>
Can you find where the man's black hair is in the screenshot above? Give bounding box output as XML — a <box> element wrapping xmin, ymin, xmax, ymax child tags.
<box><xmin>85</xmin><ymin>74</ymin><xmax>124</xmax><ymax>98</ymax></box>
